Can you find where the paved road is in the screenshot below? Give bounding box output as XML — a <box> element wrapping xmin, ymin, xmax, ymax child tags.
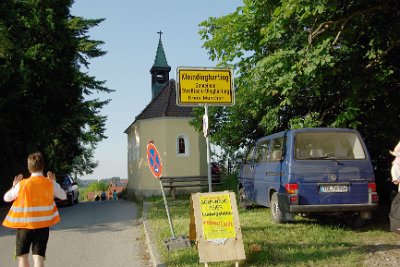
<box><xmin>0</xmin><ymin>200</ymin><xmax>152</xmax><ymax>267</ymax></box>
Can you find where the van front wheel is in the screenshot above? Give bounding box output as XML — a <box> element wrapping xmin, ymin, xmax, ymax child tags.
<box><xmin>239</xmin><ymin>188</ymin><xmax>251</xmax><ymax>210</ymax></box>
<box><xmin>270</xmin><ymin>193</ymin><xmax>294</xmax><ymax>223</ymax></box>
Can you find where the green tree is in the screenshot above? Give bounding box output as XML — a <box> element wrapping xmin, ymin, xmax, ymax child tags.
<box><xmin>86</xmin><ymin>181</ymin><xmax>109</xmax><ymax>192</ymax></box>
<box><xmin>0</xmin><ymin>0</ymin><xmax>112</xmax><ymax>197</ymax></box>
<box><xmin>195</xmin><ymin>0</ymin><xmax>400</xmax><ymax>165</ymax></box>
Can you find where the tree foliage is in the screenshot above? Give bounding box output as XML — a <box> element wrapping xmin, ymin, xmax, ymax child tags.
<box><xmin>195</xmin><ymin>0</ymin><xmax>400</xmax><ymax>164</ymax></box>
<box><xmin>86</xmin><ymin>180</ymin><xmax>109</xmax><ymax>193</ymax></box>
<box><xmin>0</xmin><ymin>0</ymin><xmax>112</xmax><ymax>196</ymax></box>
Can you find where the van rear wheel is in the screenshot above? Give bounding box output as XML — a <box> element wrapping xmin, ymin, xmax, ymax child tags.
<box><xmin>271</xmin><ymin>193</ymin><xmax>284</xmax><ymax>223</ymax></box>
<box><xmin>271</xmin><ymin>192</ymin><xmax>294</xmax><ymax>223</ymax></box>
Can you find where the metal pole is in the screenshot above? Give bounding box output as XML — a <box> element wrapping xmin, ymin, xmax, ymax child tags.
<box><xmin>159</xmin><ymin>179</ymin><xmax>175</xmax><ymax>238</ymax></box>
<box><xmin>205</xmin><ymin>105</ymin><xmax>212</xmax><ymax>192</ymax></box>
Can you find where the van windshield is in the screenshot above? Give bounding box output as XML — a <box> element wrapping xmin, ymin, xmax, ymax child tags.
<box><xmin>294</xmin><ymin>132</ymin><xmax>366</xmax><ymax>160</ymax></box>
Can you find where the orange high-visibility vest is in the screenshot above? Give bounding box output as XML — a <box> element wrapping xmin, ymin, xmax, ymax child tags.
<box><xmin>3</xmin><ymin>176</ymin><xmax>60</xmax><ymax>229</ymax></box>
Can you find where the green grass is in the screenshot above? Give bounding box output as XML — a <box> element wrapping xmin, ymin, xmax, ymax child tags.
<box><xmin>145</xmin><ymin>175</ymin><xmax>398</xmax><ymax>266</ymax></box>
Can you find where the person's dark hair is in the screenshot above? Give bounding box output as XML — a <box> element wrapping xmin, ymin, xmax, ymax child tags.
<box><xmin>27</xmin><ymin>152</ymin><xmax>44</xmax><ymax>173</ymax></box>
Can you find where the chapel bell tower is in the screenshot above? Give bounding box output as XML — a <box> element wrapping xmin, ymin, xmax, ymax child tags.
<box><xmin>150</xmin><ymin>31</ymin><xmax>171</xmax><ymax>99</ymax></box>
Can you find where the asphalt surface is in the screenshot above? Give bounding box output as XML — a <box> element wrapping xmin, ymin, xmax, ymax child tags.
<box><xmin>0</xmin><ymin>200</ymin><xmax>152</xmax><ymax>267</ymax></box>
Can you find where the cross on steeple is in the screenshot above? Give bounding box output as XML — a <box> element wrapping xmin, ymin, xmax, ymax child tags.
<box><xmin>157</xmin><ymin>30</ymin><xmax>163</xmax><ymax>40</ymax></box>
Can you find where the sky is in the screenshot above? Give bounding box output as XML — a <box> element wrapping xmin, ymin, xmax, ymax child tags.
<box><xmin>71</xmin><ymin>0</ymin><xmax>243</xmax><ymax>180</ymax></box>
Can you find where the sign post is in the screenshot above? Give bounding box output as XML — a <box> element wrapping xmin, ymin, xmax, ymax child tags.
<box><xmin>146</xmin><ymin>142</ymin><xmax>175</xmax><ymax>237</ymax></box>
<box><xmin>204</xmin><ymin>105</ymin><xmax>212</xmax><ymax>192</ymax></box>
<box><xmin>146</xmin><ymin>141</ymin><xmax>191</xmax><ymax>251</ymax></box>
<box><xmin>177</xmin><ymin>67</ymin><xmax>234</xmax><ymax>192</ymax></box>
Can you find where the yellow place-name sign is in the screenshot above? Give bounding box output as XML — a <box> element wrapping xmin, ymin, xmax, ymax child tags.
<box><xmin>176</xmin><ymin>67</ymin><xmax>234</xmax><ymax>106</ymax></box>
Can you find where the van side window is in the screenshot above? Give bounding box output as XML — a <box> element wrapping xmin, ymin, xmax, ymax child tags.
<box><xmin>269</xmin><ymin>137</ymin><xmax>284</xmax><ymax>162</ymax></box>
<box><xmin>255</xmin><ymin>140</ymin><xmax>269</xmax><ymax>163</ymax></box>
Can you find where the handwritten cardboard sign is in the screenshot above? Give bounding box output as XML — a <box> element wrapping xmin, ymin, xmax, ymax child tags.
<box><xmin>190</xmin><ymin>191</ymin><xmax>246</xmax><ymax>264</ymax></box>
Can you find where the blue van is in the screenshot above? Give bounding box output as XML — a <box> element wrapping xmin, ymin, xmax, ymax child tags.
<box><xmin>238</xmin><ymin>128</ymin><xmax>378</xmax><ymax>226</ymax></box>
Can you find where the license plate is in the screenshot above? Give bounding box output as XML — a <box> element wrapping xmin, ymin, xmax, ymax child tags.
<box><xmin>319</xmin><ymin>185</ymin><xmax>349</xmax><ymax>193</ymax></box>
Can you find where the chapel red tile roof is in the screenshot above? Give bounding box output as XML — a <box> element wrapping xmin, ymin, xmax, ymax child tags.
<box><xmin>124</xmin><ymin>79</ymin><xmax>194</xmax><ymax>133</ymax></box>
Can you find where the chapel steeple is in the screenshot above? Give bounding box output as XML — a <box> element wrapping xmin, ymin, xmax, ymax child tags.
<box><xmin>150</xmin><ymin>31</ymin><xmax>171</xmax><ymax>99</ymax></box>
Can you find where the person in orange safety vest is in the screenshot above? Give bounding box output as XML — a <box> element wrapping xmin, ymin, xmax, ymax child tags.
<box><xmin>3</xmin><ymin>152</ymin><xmax>67</xmax><ymax>267</ymax></box>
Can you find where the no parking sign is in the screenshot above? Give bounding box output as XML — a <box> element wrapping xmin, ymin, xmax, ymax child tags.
<box><xmin>147</xmin><ymin>142</ymin><xmax>163</xmax><ymax>179</ymax></box>
<box><xmin>146</xmin><ymin>141</ymin><xmax>181</xmax><ymax>245</ymax></box>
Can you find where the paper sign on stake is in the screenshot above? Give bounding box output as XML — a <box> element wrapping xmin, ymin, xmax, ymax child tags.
<box><xmin>190</xmin><ymin>191</ymin><xmax>246</xmax><ymax>264</ymax></box>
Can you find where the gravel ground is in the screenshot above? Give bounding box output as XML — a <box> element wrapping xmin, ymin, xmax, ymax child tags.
<box><xmin>363</xmin><ymin>241</ymin><xmax>400</xmax><ymax>267</ymax></box>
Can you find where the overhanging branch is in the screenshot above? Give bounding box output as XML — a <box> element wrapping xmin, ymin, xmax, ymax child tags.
<box><xmin>366</xmin><ymin>39</ymin><xmax>400</xmax><ymax>69</ymax></box>
<box><xmin>308</xmin><ymin>3</ymin><xmax>390</xmax><ymax>46</ymax></box>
